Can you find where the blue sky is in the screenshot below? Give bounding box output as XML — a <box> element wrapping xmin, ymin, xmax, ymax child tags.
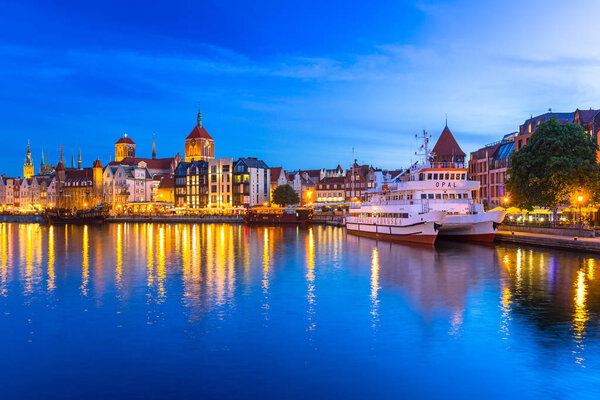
<box><xmin>2</xmin><ymin>0</ymin><xmax>600</xmax><ymax>175</ymax></box>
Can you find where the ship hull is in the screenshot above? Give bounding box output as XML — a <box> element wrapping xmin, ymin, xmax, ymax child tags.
<box><xmin>345</xmin><ymin>211</ymin><xmax>445</xmax><ymax>246</ymax></box>
<box><xmin>245</xmin><ymin>209</ymin><xmax>312</xmax><ymax>225</ymax></box>
<box><xmin>45</xmin><ymin>209</ymin><xmax>105</xmax><ymax>225</ymax></box>
<box><xmin>346</xmin><ymin>222</ymin><xmax>439</xmax><ymax>245</ymax></box>
<box><xmin>438</xmin><ymin>210</ymin><xmax>505</xmax><ymax>243</ymax></box>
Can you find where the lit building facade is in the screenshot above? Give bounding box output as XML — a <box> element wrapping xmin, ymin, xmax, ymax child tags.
<box><xmin>115</xmin><ymin>134</ymin><xmax>136</xmax><ymax>162</ymax></box>
<box><xmin>174</xmin><ymin>160</ymin><xmax>209</xmax><ymax>208</ymax></box>
<box><xmin>208</xmin><ymin>158</ymin><xmax>233</xmax><ymax>208</ymax></box>
<box><xmin>23</xmin><ymin>142</ymin><xmax>34</xmax><ymax>179</ymax></box>
<box><xmin>316</xmin><ymin>176</ymin><xmax>345</xmax><ymax>203</ymax></box>
<box><xmin>232</xmin><ymin>158</ymin><xmax>270</xmax><ymax>207</ymax></box>
<box><xmin>103</xmin><ymin>161</ymin><xmax>153</xmax><ymax>206</ymax></box>
<box><xmin>185</xmin><ymin>108</ymin><xmax>214</xmax><ymax>162</ymax></box>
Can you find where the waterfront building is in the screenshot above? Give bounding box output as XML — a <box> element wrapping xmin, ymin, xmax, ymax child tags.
<box><xmin>103</xmin><ymin>161</ymin><xmax>153</xmax><ymax>207</ymax></box>
<box><xmin>115</xmin><ymin>134</ymin><xmax>136</xmax><ymax>162</ymax></box>
<box><xmin>286</xmin><ymin>171</ymin><xmax>316</xmax><ymax>205</ymax></box>
<box><xmin>269</xmin><ymin>167</ymin><xmax>289</xmax><ymax>201</ymax></box>
<box><xmin>208</xmin><ymin>158</ymin><xmax>233</xmax><ymax>208</ymax></box>
<box><xmin>153</xmin><ymin>175</ymin><xmax>175</xmax><ymax>203</ymax></box>
<box><xmin>572</xmin><ymin>108</ymin><xmax>600</xmax><ymax>162</ymax></box>
<box><xmin>185</xmin><ymin>107</ymin><xmax>214</xmax><ymax>162</ymax></box>
<box><xmin>23</xmin><ymin>141</ymin><xmax>34</xmax><ymax>179</ymax></box>
<box><xmin>0</xmin><ymin>177</ymin><xmax>17</xmax><ymax>208</ymax></box>
<box><xmin>174</xmin><ymin>160</ymin><xmax>209</xmax><ymax>208</ymax></box>
<box><xmin>51</xmin><ymin>160</ymin><xmax>104</xmax><ymax>210</ymax></box>
<box><xmin>516</xmin><ymin>111</ymin><xmax>574</xmax><ymax>151</ymax></box>
<box><xmin>344</xmin><ymin>162</ymin><xmax>375</xmax><ymax>202</ymax></box>
<box><xmin>316</xmin><ymin>176</ymin><xmax>345</xmax><ymax>203</ymax></box>
<box><xmin>232</xmin><ymin>157</ymin><xmax>270</xmax><ymax>207</ymax></box>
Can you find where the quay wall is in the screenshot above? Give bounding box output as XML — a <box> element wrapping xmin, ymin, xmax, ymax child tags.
<box><xmin>0</xmin><ymin>214</ymin><xmax>45</xmax><ymax>224</ymax></box>
<box><xmin>499</xmin><ymin>223</ymin><xmax>595</xmax><ymax>238</ymax></box>
<box><xmin>496</xmin><ymin>231</ymin><xmax>600</xmax><ymax>254</ymax></box>
<box><xmin>107</xmin><ymin>216</ymin><xmax>244</xmax><ymax>224</ymax></box>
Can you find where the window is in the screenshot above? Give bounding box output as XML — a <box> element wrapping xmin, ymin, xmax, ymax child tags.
<box><xmin>427</xmin><ymin>173</ymin><xmax>432</xmax><ymax>180</ymax></box>
<box><xmin>428</xmin><ymin>194</ymin><xmax>434</xmax><ymax>199</ymax></box>
<box><xmin>421</xmin><ymin>194</ymin><xmax>426</xmax><ymax>199</ymax></box>
<box><xmin>433</xmin><ymin>173</ymin><xmax>438</xmax><ymax>180</ymax></box>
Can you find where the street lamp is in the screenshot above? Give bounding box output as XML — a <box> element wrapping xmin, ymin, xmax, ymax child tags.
<box><xmin>503</xmin><ymin>196</ymin><xmax>509</xmax><ymax>205</ymax></box>
<box><xmin>577</xmin><ymin>195</ymin><xmax>584</xmax><ymax>225</ymax></box>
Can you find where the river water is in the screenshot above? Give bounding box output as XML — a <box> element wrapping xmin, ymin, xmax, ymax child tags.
<box><xmin>0</xmin><ymin>223</ymin><xmax>599</xmax><ymax>399</ymax></box>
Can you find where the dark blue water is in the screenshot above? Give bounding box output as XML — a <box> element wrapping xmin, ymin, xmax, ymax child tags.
<box><xmin>1</xmin><ymin>223</ymin><xmax>599</xmax><ymax>399</ymax></box>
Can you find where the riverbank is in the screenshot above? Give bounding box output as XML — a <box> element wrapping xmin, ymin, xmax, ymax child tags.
<box><xmin>106</xmin><ymin>215</ymin><xmax>244</xmax><ymax>223</ymax></box>
<box><xmin>496</xmin><ymin>229</ymin><xmax>600</xmax><ymax>254</ymax></box>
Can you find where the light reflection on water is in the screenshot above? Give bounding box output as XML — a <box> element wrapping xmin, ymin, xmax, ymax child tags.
<box><xmin>0</xmin><ymin>223</ymin><xmax>600</xmax><ymax>399</ymax></box>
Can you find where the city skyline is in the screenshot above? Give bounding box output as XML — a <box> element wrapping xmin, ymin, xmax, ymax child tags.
<box><xmin>3</xmin><ymin>1</ymin><xmax>600</xmax><ymax>176</ymax></box>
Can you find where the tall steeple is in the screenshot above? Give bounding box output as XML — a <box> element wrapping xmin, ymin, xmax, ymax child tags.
<box><xmin>71</xmin><ymin>151</ymin><xmax>75</xmax><ymax>169</ymax></box>
<box><xmin>197</xmin><ymin>103</ymin><xmax>202</xmax><ymax>127</ymax></box>
<box><xmin>25</xmin><ymin>140</ymin><xmax>32</xmax><ymax>165</ymax></box>
<box><xmin>78</xmin><ymin>148</ymin><xmax>82</xmax><ymax>169</ymax></box>
<box><xmin>59</xmin><ymin>144</ymin><xmax>65</xmax><ymax>164</ymax></box>
<box><xmin>41</xmin><ymin>149</ymin><xmax>45</xmax><ymax>168</ymax></box>
<box><xmin>45</xmin><ymin>151</ymin><xmax>49</xmax><ymax>167</ymax></box>
<box><xmin>23</xmin><ymin>140</ymin><xmax>34</xmax><ymax>178</ymax></box>
<box><xmin>152</xmin><ymin>133</ymin><xmax>156</xmax><ymax>159</ymax></box>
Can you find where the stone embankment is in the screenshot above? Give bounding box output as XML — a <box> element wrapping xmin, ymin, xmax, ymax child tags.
<box><xmin>106</xmin><ymin>215</ymin><xmax>244</xmax><ymax>224</ymax></box>
<box><xmin>496</xmin><ymin>229</ymin><xmax>600</xmax><ymax>254</ymax></box>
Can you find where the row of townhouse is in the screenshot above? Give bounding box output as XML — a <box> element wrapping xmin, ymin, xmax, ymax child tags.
<box><xmin>174</xmin><ymin>157</ymin><xmax>270</xmax><ymax>208</ymax></box>
<box><xmin>469</xmin><ymin>108</ymin><xmax>600</xmax><ymax>206</ymax></box>
<box><xmin>269</xmin><ymin>162</ymin><xmax>392</xmax><ymax>206</ymax></box>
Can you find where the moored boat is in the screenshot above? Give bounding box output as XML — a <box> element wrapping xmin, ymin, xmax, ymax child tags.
<box><xmin>347</xmin><ymin>126</ymin><xmax>506</xmax><ymax>244</ymax></box>
<box><xmin>45</xmin><ymin>207</ymin><xmax>105</xmax><ymax>225</ymax></box>
<box><xmin>245</xmin><ymin>207</ymin><xmax>312</xmax><ymax>225</ymax></box>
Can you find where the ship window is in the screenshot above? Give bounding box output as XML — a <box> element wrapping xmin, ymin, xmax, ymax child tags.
<box><xmin>450</xmin><ymin>173</ymin><xmax>455</xmax><ymax>179</ymax></box>
<box><xmin>461</xmin><ymin>173</ymin><xmax>466</xmax><ymax>179</ymax></box>
<box><xmin>436</xmin><ymin>194</ymin><xmax>441</xmax><ymax>199</ymax></box>
<box><xmin>433</xmin><ymin>173</ymin><xmax>438</xmax><ymax>180</ymax></box>
<box><xmin>445</xmin><ymin>173</ymin><xmax>449</xmax><ymax>180</ymax></box>
<box><xmin>421</xmin><ymin>194</ymin><xmax>426</xmax><ymax>199</ymax></box>
<box><xmin>427</xmin><ymin>173</ymin><xmax>432</xmax><ymax>180</ymax></box>
<box><xmin>450</xmin><ymin>194</ymin><xmax>455</xmax><ymax>199</ymax></box>
<box><xmin>419</xmin><ymin>173</ymin><xmax>424</xmax><ymax>181</ymax></box>
<box><xmin>443</xmin><ymin>194</ymin><xmax>448</xmax><ymax>199</ymax></box>
<box><xmin>428</xmin><ymin>194</ymin><xmax>434</xmax><ymax>199</ymax></box>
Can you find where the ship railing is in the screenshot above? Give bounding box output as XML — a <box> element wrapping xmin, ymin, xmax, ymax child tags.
<box><xmin>409</xmin><ymin>162</ymin><xmax>467</xmax><ymax>172</ymax></box>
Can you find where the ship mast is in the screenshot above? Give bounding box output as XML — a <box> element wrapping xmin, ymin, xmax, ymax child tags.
<box><xmin>414</xmin><ymin>129</ymin><xmax>432</xmax><ymax>167</ymax></box>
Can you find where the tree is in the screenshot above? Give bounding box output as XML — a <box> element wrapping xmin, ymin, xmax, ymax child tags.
<box><xmin>506</xmin><ymin>118</ymin><xmax>600</xmax><ymax>210</ymax></box>
<box><xmin>272</xmin><ymin>184</ymin><xmax>300</xmax><ymax>207</ymax></box>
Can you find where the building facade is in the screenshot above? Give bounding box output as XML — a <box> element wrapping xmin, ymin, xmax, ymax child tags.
<box><xmin>115</xmin><ymin>135</ymin><xmax>136</xmax><ymax>162</ymax></box>
<box><xmin>316</xmin><ymin>176</ymin><xmax>345</xmax><ymax>203</ymax></box>
<box><xmin>208</xmin><ymin>158</ymin><xmax>233</xmax><ymax>208</ymax></box>
<box><xmin>174</xmin><ymin>160</ymin><xmax>209</xmax><ymax>208</ymax></box>
<box><xmin>103</xmin><ymin>161</ymin><xmax>153</xmax><ymax>207</ymax></box>
<box><xmin>185</xmin><ymin>109</ymin><xmax>214</xmax><ymax>162</ymax></box>
<box><xmin>233</xmin><ymin>158</ymin><xmax>269</xmax><ymax>207</ymax></box>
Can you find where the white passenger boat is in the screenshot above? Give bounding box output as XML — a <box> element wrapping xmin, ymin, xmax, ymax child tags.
<box><xmin>345</xmin><ymin>126</ymin><xmax>506</xmax><ymax>244</ymax></box>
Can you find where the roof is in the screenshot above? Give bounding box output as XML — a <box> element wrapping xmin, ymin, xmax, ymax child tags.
<box><xmin>116</xmin><ymin>136</ymin><xmax>135</xmax><ymax>145</ymax></box>
<box><xmin>186</xmin><ymin>125</ymin><xmax>213</xmax><ymax>140</ymax></box>
<box><xmin>318</xmin><ymin>176</ymin><xmax>345</xmax><ymax>185</ymax></box>
<box><xmin>576</xmin><ymin>109</ymin><xmax>600</xmax><ymax>124</ymax></box>
<box><xmin>270</xmin><ymin>167</ymin><xmax>283</xmax><ymax>182</ymax></box>
<box><xmin>236</xmin><ymin>157</ymin><xmax>269</xmax><ymax>169</ymax></box>
<box><xmin>93</xmin><ymin>159</ymin><xmax>103</xmax><ymax>168</ymax></box>
<box><xmin>109</xmin><ymin>157</ymin><xmax>175</xmax><ymax>171</ymax></box>
<box><xmin>432</xmin><ymin>126</ymin><xmax>466</xmax><ymax>158</ymax></box>
<box><xmin>522</xmin><ymin>112</ymin><xmax>574</xmax><ymax>127</ymax></box>
<box><xmin>157</xmin><ymin>175</ymin><xmax>174</xmax><ymax>189</ymax></box>
<box><xmin>492</xmin><ymin>141</ymin><xmax>515</xmax><ymax>160</ymax></box>
<box><xmin>55</xmin><ymin>161</ymin><xmax>65</xmax><ymax>171</ymax></box>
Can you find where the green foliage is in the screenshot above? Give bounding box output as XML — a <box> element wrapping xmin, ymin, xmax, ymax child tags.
<box><xmin>272</xmin><ymin>184</ymin><xmax>300</xmax><ymax>206</ymax></box>
<box><xmin>506</xmin><ymin>118</ymin><xmax>600</xmax><ymax>209</ymax></box>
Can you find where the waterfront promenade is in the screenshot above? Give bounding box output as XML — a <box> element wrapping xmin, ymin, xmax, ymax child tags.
<box><xmin>496</xmin><ymin>229</ymin><xmax>600</xmax><ymax>254</ymax></box>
